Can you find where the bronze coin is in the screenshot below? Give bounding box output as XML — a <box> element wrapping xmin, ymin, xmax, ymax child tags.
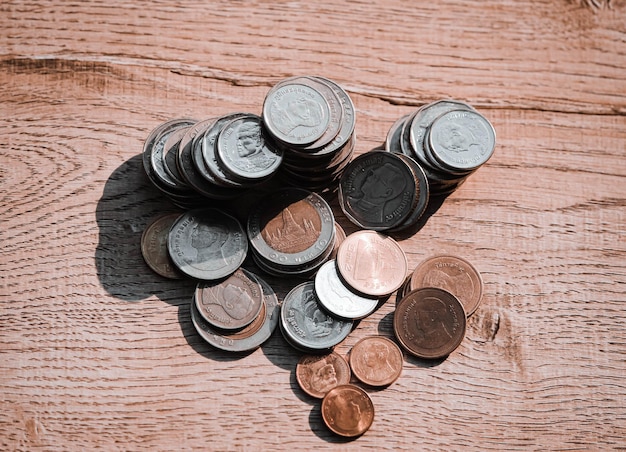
<box><xmin>296</xmin><ymin>352</ymin><xmax>351</xmax><ymax>399</ymax></box>
<box><xmin>338</xmin><ymin>151</ymin><xmax>417</xmax><ymax>231</ymax></box>
<box><xmin>321</xmin><ymin>384</ymin><xmax>375</xmax><ymax>438</ymax></box>
<box><xmin>393</xmin><ymin>287</ymin><xmax>467</xmax><ymax>359</ymax></box>
<box><xmin>349</xmin><ymin>336</ymin><xmax>403</xmax><ymax>387</ymax></box>
<box><xmin>195</xmin><ymin>268</ymin><xmax>264</xmax><ymax>331</ymax></box>
<box><xmin>140</xmin><ymin>213</ymin><xmax>184</xmax><ymax>279</ymax></box>
<box><xmin>336</xmin><ymin>230</ymin><xmax>408</xmax><ymax>297</ymax></box>
<box><xmin>409</xmin><ymin>255</ymin><xmax>484</xmax><ymax>316</ymax></box>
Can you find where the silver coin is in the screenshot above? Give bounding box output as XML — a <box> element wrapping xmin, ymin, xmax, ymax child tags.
<box><xmin>262</xmin><ymin>82</ymin><xmax>330</xmax><ymax>146</ymax></box>
<box><xmin>149</xmin><ymin>118</ymin><xmax>197</xmax><ymax>190</ymax></box>
<box><xmin>385</xmin><ymin>114</ymin><xmax>410</xmax><ymax>154</ymax></box>
<box><xmin>162</xmin><ymin>126</ymin><xmax>191</xmax><ymax>187</ymax></box>
<box><xmin>216</xmin><ymin>114</ymin><xmax>283</xmax><ymax>181</ymax></box>
<box><xmin>168</xmin><ymin>208</ymin><xmax>247</xmax><ymax>280</ymax></box>
<box><xmin>428</xmin><ymin>109</ymin><xmax>496</xmax><ymax>172</ymax></box>
<box><xmin>409</xmin><ymin>100</ymin><xmax>475</xmax><ymax>168</ymax></box>
<box><xmin>276</xmin><ymin>76</ymin><xmax>343</xmax><ymax>152</ymax></box>
<box><xmin>201</xmin><ymin>113</ymin><xmax>249</xmax><ymax>188</ymax></box>
<box><xmin>247</xmin><ymin>188</ymin><xmax>335</xmax><ymax>267</ymax></box>
<box><xmin>314</xmin><ymin>260</ymin><xmax>379</xmax><ymax>320</ymax></box>
<box><xmin>177</xmin><ymin>121</ymin><xmax>242</xmax><ymax>200</ymax></box>
<box><xmin>280</xmin><ymin>281</ymin><xmax>353</xmax><ymax>352</ymax></box>
<box><xmin>190</xmin><ymin>271</ymin><xmax>280</xmax><ymax>352</ymax></box>
<box><xmin>194</xmin><ymin>268</ymin><xmax>264</xmax><ymax>330</ymax></box>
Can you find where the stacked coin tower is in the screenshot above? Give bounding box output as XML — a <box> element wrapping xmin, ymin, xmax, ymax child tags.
<box><xmin>142</xmin><ymin>113</ymin><xmax>284</xmax><ymax>209</ymax></box>
<box><xmin>262</xmin><ymin>76</ymin><xmax>356</xmax><ymax>193</ymax></box>
<box><xmin>385</xmin><ymin>99</ymin><xmax>496</xmax><ymax>196</ymax></box>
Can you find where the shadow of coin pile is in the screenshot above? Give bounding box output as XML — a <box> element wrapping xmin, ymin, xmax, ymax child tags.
<box><xmin>121</xmin><ymin>76</ymin><xmax>494</xmax><ymax>439</ymax></box>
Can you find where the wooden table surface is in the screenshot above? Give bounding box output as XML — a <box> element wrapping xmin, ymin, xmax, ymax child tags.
<box><xmin>1</xmin><ymin>1</ymin><xmax>625</xmax><ymax>450</ymax></box>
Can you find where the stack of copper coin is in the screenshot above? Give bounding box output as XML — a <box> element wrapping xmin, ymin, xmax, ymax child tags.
<box><xmin>393</xmin><ymin>254</ymin><xmax>484</xmax><ymax>360</ymax></box>
<box><xmin>261</xmin><ymin>76</ymin><xmax>356</xmax><ymax>193</ymax></box>
<box><xmin>337</xmin><ymin>150</ymin><xmax>429</xmax><ymax>232</ymax></box>
<box><xmin>190</xmin><ymin>267</ymin><xmax>280</xmax><ymax>352</ymax></box>
<box><xmin>142</xmin><ymin>113</ymin><xmax>284</xmax><ymax>208</ymax></box>
<box><xmin>246</xmin><ymin>188</ymin><xmax>337</xmax><ymax>277</ymax></box>
<box><xmin>386</xmin><ymin>100</ymin><xmax>496</xmax><ymax>196</ymax></box>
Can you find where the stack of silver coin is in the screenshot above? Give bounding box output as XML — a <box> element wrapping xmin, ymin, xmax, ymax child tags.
<box><xmin>142</xmin><ymin>113</ymin><xmax>284</xmax><ymax>208</ymax></box>
<box><xmin>246</xmin><ymin>188</ymin><xmax>337</xmax><ymax>277</ymax></box>
<box><xmin>337</xmin><ymin>150</ymin><xmax>429</xmax><ymax>232</ymax></box>
<box><xmin>385</xmin><ymin>100</ymin><xmax>496</xmax><ymax>196</ymax></box>
<box><xmin>261</xmin><ymin>76</ymin><xmax>356</xmax><ymax>194</ymax></box>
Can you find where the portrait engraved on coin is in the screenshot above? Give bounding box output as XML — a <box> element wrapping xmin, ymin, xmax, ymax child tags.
<box><xmin>410</xmin><ymin>255</ymin><xmax>483</xmax><ymax>316</ymax></box>
<box><xmin>339</xmin><ymin>152</ymin><xmax>416</xmax><ymax>230</ymax></box>
<box><xmin>322</xmin><ymin>385</ymin><xmax>374</xmax><ymax>437</ymax></box>
<box><xmin>217</xmin><ymin>115</ymin><xmax>283</xmax><ymax>179</ymax></box>
<box><xmin>394</xmin><ymin>288</ymin><xmax>467</xmax><ymax>359</ymax></box>
<box><xmin>263</xmin><ymin>83</ymin><xmax>330</xmax><ymax>145</ymax></box>
<box><xmin>296</xmin><ymin>352</ymin><xmax>351</xmax><ymax>399</ymax></box>
<box><xmin>350</xmin><ymin>336</ymin><xmax>402</xmax><ymax>386</ymax></box>
<box><xmin>168</xmin><ymin>208</ymin><xmax>247</xmax><ymax>280</ymax></box>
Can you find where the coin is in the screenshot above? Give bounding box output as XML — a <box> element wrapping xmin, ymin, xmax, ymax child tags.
<box><xmin>140</xmin><ymin>213</ymin><xmax>184</xmax><ymax>279</ymax></box>
<box><xmin>338</xmin><ymin>151</ymin><xmax>417</xmax><ymax>231</ymax></box>
<box><xmin>215</xmin><ymin>114</ymin><xmax>283</xmax><ymax>181</ymax></box>
<box><xmin>336</xmin><ymin>230</ymin><xmax>408</xmax><ymax>297</ymax></box>
<box><xmin>321</xmin><ymin>384</ymin><xmax>375</xmax><ymax>437</ymax></box>
<box><xmin>195</xmin><ymin>268</ymin><xmax>264</xmax><ymax>330</ymax></box>
<box><xmin>190</xmin><ymin>271</ymin><xmax>280</xmax><ymax>352</ymax></box>
<box><xmin>314</xmin><ymin>260</ymin><xmax>379</xmax><ymax>320</ymax></box>
<box><xmin>348</xmin><ymin>336</ymin><xmax>403</xmax><ymax>387</ymax></box>
<box><xmin>409</xmin><ymin>255</ymin><xmax>484</xmax><ymax>316</ymax></box>
<box><xmin>428</xmin><ymin>109</ymin><xmax>496</xmax><ymax>172</ymax></box>
<box><xmin>149</xmin><ymin>118</ymin><xmax>197</xmax><ymax>190</ymax></box>
<box><xmin>201</xmin><ymin>113</ymin><xmax>249</xmax><ymax>188</ymax></box>
<box><xmin>162</xmin><ymin>125</ymin><xmax>191</xmax><ymax>187</ymax></box>
<box><xmin>389</xmin><ymin>153</ymin><xmax>430</xmax><ymax>231</ymax></box>
<box><xmin>262</xmin><ymin>82</ymin><xmax>331</xmax><ymax>146</ymax></box>
<box><xmin>280</xmin><ymin>281</ymin><xmax>353</xmax><ymax>352</ymax></box>
<box><xmin>247</xmin><ymin>188</ymin><xmax>335</xmax><ymax>269</ymax></box>
<box><xmin>296</xmin><ymin>352</ymin><xmax>351</xmax><ymax>399</ymax></box>
<box><xmin>393</xmin><ymin>287</ymin><xmax>467</xmax><ymax>359</ymax></box>
<box><xmin>168</xmin><ymin>208</ymin><xmax>247</xmax><ymax>280</ymax></box>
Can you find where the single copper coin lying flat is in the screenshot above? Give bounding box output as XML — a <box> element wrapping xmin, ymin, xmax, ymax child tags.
<box><xmin>410</xmin><ymin>254</ymin><xmax>484</xmax><ymax>316</ymax></box>
<box><xmin>296</xmin><ymin>352</ymin><xmax>351</xmax><ymax>399</ymax></box>
<box><xmin>321</xmin><ymin>384</ymin><xmax>374</xmax><ymax>437</ymax></box>
<box><xmin>140</xmin><ymin>213</ymin><xmax>183</xmax><ymax>279</ymax></box>
<box><xmin>394</xmin><ymin>287</ymin><xmax>467</xmax><ymax>359</ymax></box>
<box><xmin>336</xmin><ymin>230</ymin><xmax>408</xmax><ymax>297</ymax></box>
<box><xmin>349</xmin><ymin>336</ymin><xmax>403</xmax><ymax>387</ymax></box>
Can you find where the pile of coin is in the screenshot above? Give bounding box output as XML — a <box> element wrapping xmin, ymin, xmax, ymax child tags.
<box><xmin>385</xmin><ymin>100</ymin><xmax>496</xmax><ymax>196</ymax></box>
<box><xmin>338</xmin><ymin>150</ymin><xmax>429</xmax><ymax>232</ymax></box>
<box><xmin>142</xmin><ymin>113</ymin><xmax>284</xmax><ymax>209</ymax></box>
<box><xmin>393</xmin><ymin>254</ymin><xmax>484</xmax><ymax>359</ymax></box>
<box><xmin>262</xmin><ymin>76</ymin><xmax>356</xmax><ymax>193</ymax></box>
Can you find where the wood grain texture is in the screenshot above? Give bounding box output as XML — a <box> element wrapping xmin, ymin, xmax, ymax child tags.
<box><xmin>1</xmin><ymin>0</ymin><xmax>625</xmax><ymax>450</ymax></box>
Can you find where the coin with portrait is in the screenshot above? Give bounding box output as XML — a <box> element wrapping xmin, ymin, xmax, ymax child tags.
<box><xmin>349</xmin><ymin>336</ymin><xmax>403</xmax><ymax>387</ymax></box>
<box><xmin>296</xmin><ymin>352</ymin><xmax>351</xmax><ymax>399</ymax></box>
<box><xmin>168</xmin><ymin>208</ymin><xmax>247</xmax><ymax>280</ymax></box>
<box><xmin>321</xmin><ymin>384</ymin><xmax>374</xmax><ymax>438</ymax></box>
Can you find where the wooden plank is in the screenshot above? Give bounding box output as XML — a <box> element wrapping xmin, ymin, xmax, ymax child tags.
<box><xmin>1</xmin><ymin>0</ymin><xmax>625</xmax><ymax>450</ymax></box>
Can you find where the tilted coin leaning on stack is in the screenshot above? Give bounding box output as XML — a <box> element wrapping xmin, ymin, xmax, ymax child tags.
<box><xmin>138</xmin><ymin>76</ymin><xmax>495</xmax><ymax>438</ymax></box>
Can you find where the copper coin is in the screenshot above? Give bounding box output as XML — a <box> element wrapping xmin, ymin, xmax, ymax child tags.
<box><xmin>336</xmin><ymin>230</ymin><xmax>408</xmax><ymax>297</ymax></box>
<box><xmin>393</xmin><ymin>287</ymin><xmax>467</xmax><ymax>359</ymax></box>
<box><xmin>410</xmin><ymin>255</ymin><xmax>484</xmax><ymax>316</ymax></box>
<box><xmin>321</xmin><ymin>384</ymin><xmax>375</xmax><ymax>438</ymax></box>
<box><xmin>296</xmin><ymin>352</ymin><xmax>351</xmax><ymax>399</ymax></box>
<box><xmin>338</xmin><ymin>151</ymin><xmax>417</xmax><ymax>231</ymax></box>
<box><xmin>140</xmin><ymin>213</ymin><xmax>183</xmax><ymax>279</ymax></box>
<box><xmin>349</xmin><ymin>336</ymin><xmax>403</xmax><ymax>387</ymax></box>
<box><xmin>195</xmin><ymin>268</ymin><xmax>263</xmax><ymax>331</ymax></box>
